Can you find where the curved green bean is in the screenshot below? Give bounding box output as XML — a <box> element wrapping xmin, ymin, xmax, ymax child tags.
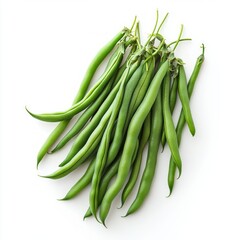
<box><xmin>163</xmin><ymin>71</ymin><xmax>182</xmax><ymax>176</ymax></box>
<box><xmin>178</xmin><ymin>64</ymin><xmax>195</xmax><ymax>136</ymax></box>
<box><xmin>51</xmin><ymin>77</ymin><xmax>113</xmax><ymax>153</ymax></box>
<box><xmin>161</xmin><ymin>73</ymin><xmax>179</xmax><ymax>149</ymax></box>
<box><xmin>35</xmin><ymin>31</ymin><xmax>127</xmax><ymax>165</ymax></box>
<box><xmin>26</xmin><ymin>44</ymin><xmax>125</xmax><ymax>122</ymax></box>
<box><xmin>99</xmin><ymin>59</ymin><xmax>169</xmax><ymax>225</ymax></box>
<box><xmin>168</xmin><ymin>46</ymin><xmax>205</xmax><ymax>195</ymax></box>
<box><xmin>126</xmin><ymin>90</ymin><xmax>163</xmax><ymax>216</ymax></box>
<box><xmin>90</xmin><ymin>67</ymin><xmax>130</xmax><ymax>219</ymax></box>
<box><xmin>105</xmin><ymin>62</ymin><xmax>144</xmax><ymax>164</ymax></box>
<box><xmin>120</xmin><ymin>113</ymin><xmax>151</xmax><ymax>207</ymax></box>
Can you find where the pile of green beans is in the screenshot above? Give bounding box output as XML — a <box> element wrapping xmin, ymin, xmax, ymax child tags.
<box><xmin>27</xmin><ymin>12</ymin><xmax>205</xmax><ymax>226</ymax></box>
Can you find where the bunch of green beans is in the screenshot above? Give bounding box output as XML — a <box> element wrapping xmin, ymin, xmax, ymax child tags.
<box><xmin>27</xmin><ymin>12</ymin><xmax>205</xmax><ymax>226</ymax></box>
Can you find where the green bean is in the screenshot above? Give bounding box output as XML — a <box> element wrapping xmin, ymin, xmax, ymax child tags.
<box><xmin>120</xmin><ymin>113</ymin><xmax>151</xmax><ymax>207</ymax></box>
<box><xmin>124</xmin><ymin>57</ymin><xmax>155</xmax><ymax>129</ymax></box>
<box><xmin>35</xmin><ymin>31</ymin><xmax>127</xmax><ymax>165</ymax></box>
<box><xmin>99</xmin><ymin>59</ymin><xmax>169</xmax><ymax>225</ymax></box>
<box><xmin>26</xmin><ymin>44</ymin><xmax>125</xmax><ymax>122</ymax></box>
<box><xmin>40</xmin><ymin>104</ymin><xmax>114</xmax><ymax>179</ymax></box>
<box><xmin>163</xmin><ymin>71</ymin><xmax>182</xmax><ymax>176</ymax></box>
<box><xmin>90</xmin><ymin>66</ymin><xmax>130</xmax><ymax>219</ymax></box>
<box><xmin>161</xmin><ymin>73</ymin><xmax>179</xmax><ymax>149</ymax></box>
<box><xmin>73</xmin><ymin>30</ymin><xmax>127</xmax><ymax>104</ymax></box>
<box><xmin>178</xmin><ymin>64</ymin><xmax>196</xmax><ymax>136</ymax></box>
<box><xmin>58</xmin><ymin>62</ymin><xmax>139</xmax><ymax>167</ymax></box>
<box><xmin>85</xmin><ymin>139</ymin><xmax>139</xmax><ymax>219</ymax></box>
<box><xmin>126</xmin><ymin>90</ymin><xmax>163</xmax><ymax>216</ymax></box>
<box><xmin>105</xmin><ymin>62</ymin><xmax>144</xmax><ymax>164</ymax></box>
<box><xmin>51</xmin><ymin>81</ymin><xmax>113</xmax><ymax>153</ymax></box>
<box><xmin>83</xmin><ymin>159</ymin><xmax>121</xmax><ymax>219</ymax></box>
<box><xmin>168</xmin><ymin>46</ymin><xmax>205</xmax><ymax>195</ymax></box>
<box><xmin>60</xmin><ymin>159</ymin><xmax>96</xmax><ymax>200</ymax></box>
<box><xmin>59</xmin><ymin>158</ymin><xmax>95</xmax><ymax>200</ymax></box>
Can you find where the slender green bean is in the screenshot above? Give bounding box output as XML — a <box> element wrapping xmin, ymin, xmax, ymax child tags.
<box><xmin>59</xmin><ymin>62</ymin><xmax>139</xmax><ymax>167</ymax></box>
<box><xmin>161</xmin><ymin>73</ymin><xmax>179</xmax><ymax>149</ymax></box>
<box><xmin>35</xmin><ymin>31</ymin><xmax>127</xmax><ymax>165</ymax></box>
<box><xmin>99</xmin><ymin>59</ymin><xmax>169</xmax><ymax>225</ymax></box>
<box><xmin>26</xmin><ymin>44</ymin><xmax>125</xmax><ymax>122</ymax></box>
<box><xmin>51</xmin><ymin>81</ymin><xmax>113</xmax><ymax>153</ymax></box>
<box><xmin>126</xmin><ymin>90</ymin><xmax>163</xmax><ymax>216</ymax></box>
<box><xmin>90</xmin><ymin>66</ymin><xmax>130</xmax><ymax>219</ymax></box>
<box><xmin>178</xmin><ymin>64</ymin><xmax>196</xmax><ymax>135</ymax></box>
<box><xmin>120</xmin><ymin>113</ymin><xmax>151</xmax><ymax>207</ymax></box>
<box><xmin>163</xmin><ymin>71</ymin><xmax>182</xmax><ymax>176</ymax></box>
<box><xmin>105</xmin><ymin>62</ymin><xmax>144</xmax><ymax>164</ymax></box>
<box><xmin>168</xmin><ymin>46</ymin><xmax>204</xmax><ymax>195</ymax></box>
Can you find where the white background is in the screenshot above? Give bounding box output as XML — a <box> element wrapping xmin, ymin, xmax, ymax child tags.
<box><xmin>0</xmin><ymin>0</ymin><xmax>239</xmax><ymax>239</ymax></box>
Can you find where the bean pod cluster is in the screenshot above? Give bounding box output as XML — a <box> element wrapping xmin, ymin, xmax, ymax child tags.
<box><xmin>27</xmin><ymin>12</ymin><xmax>205</xmax><ymax>226</ymax></box>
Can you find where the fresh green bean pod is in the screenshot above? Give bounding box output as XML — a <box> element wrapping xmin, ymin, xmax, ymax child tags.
<box><xmin>89</xmin><ymin>66</ymin><xmax>131</xmax><ymax>219</ymax></box>
<box><xmin>178</xmin><ymin>64</ymin><xmax>196</xmax><ymax>136</ymax></box>
<box><xmin>163</xmin><ymin>71</ymin><xmax>182</xmax><ymax>176</ymax></box>
<box><xmin>58</xmin><ymin>61</ymin><xmax>139</xmax><ymax>167</ymax></box>
<box><xmin>40</xmin><ymin>105</ymin><xmax>113</xmax><ymax>179</ymax></box>
<box><xmin>84</xmin><ymin>139</ymin><xmax>139</xmax><ymax>219</ymax></box>
<box><xmin>161</xmin><ymin>74</ymin><xmax>179</xmax><ymax>149</ymax></box>
<box><xmin>99</xmin><ymin>59</ymin><xmax>169</xmax><ymax>225</ymax></box>
<box><xmin>120</xmin><ymin>113</ymin><xmax>151</xmax><ymax>207</ymax></box>
<box><xmin>168</xmin><ymin>47</ymin><xmax>205</xmax><ymax>195</ymax></box>
<box><xmin>126</xmin><ymin>90</ymin><xmax>163</xmax><ymax>216</ymax></box>
<box><xmin>35</xmin><ymin>30</ymin><xmax>128</xmax><ymax>165</ymax></box>
<box><xmin>51</xmin><ymin>81</ymin><xmax>113</xmax><ymax>153</ymax></box>
<box><xmin>105</xmin><ymin>61</ymin><xmax>144</xmax><ymax>164</ymax></box>
<box><xmin>26</xmin><ymin>44</ymin><xmax>125</xmax><ymax>122</ymax></box>
<box><xmin>124</xmin><ymin>57</ymin><xmax>155</xmax><ymax>130</ymax></box>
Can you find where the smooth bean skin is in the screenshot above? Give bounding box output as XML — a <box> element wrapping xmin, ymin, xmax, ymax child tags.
<box><xmin>124</xmin><ymin>58</ymin><xmax>155</xmax><ymax>130</ymax></box>
<box><xmin>90</xmin><ymin>68</ymin><xmax>130</xmax><ymax>218</ymax></box>
<box><xmin>168</xmin><ymin>49</ymin><xmax>204</xmax><ymax>195</ymax></box>
<box><xmin>178</xmin><ymin>64</ymin><xmax>195</xmax><ymax>135</ymax></box>
<box><xmin>26</xmin><ymin>45</ymin><xmax>125</xmax><ymax>122</ymax></box>
<box><xmin>163</xmin><ymin>71</ymin><xmax>182</xmax><ymax>176</ymax></box>
<box><xmin>35</xmin><ymin>31</ymin><xmax>126</xmax><ymax>165</ymax></box>
<box><xmin>161</xmin><ymin>74</ymin><xmax>179</xmax><ymax>149</ymax></box>
<box><xmin>120</xmin><ymin>113</ymin><xmax>151</xmax><ymax>207</ymax></box>
<box><xmin>126</xmin><ymin>90</ymin><xmax>163</xmax><ymax>216</ymax></box>
<box><xmin>84</xmin><ymin>158</ymin><xmax>121</xmax><ymax>219</ymax></box>
<box><xmin>40</xmin><ymin>106</ymin><xmax>113</xmax><ymax>179</ymax></box>
<box><xmin>37</xmin><ymin>121</ymin><xmax>69</xmax><ymax>167</ymax></box>
<box><xmin>60</xmin><ymin>158</ymin><xmax>96</xmax><ymax>200</ymax></box>
<box><xmin>52</xmin><ymin>82</ymin><xmax>113</xmax><ymax>153</ymax></box>
<box><xmin>105</xmin><ymin>62</ymin><xmax>144</xmax><ymax>164</ymax></box>
<box><xmin>99</xmin><ymin>60</ymin><xmax>169</xmax><ymax>225</ymax></box>
<box><xmin>73</xmin><ymin>30</ymin><xmax>126</xmax><ymax>104</ymax></box>
<box><xmin>59</xmin><ymin>64</ymin><xmax>137</xmax><ymax>167</ymax></box>
<box><xmin>85</xmin><ymin>139</ymin><xmax>139</xmax><ymax>219</ymax></box>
